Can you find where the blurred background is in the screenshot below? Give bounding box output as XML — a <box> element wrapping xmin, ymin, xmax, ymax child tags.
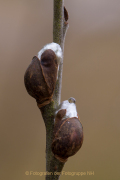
<box><xmin>0</xmin><ymin>0</ymin><xmax>120</xmax><ymax>180</ymax></box>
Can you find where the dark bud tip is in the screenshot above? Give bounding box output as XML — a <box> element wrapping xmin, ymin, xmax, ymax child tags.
<box><xmin>41</xmin><ymin>49</ymin><xmax>57</xmax><ymax>67</ymax></box>
<box><xmin>55</xmin><ymin>109</ymin><xmax>66</xmax><ymax>121</ymax></box>
<box><xmin>64</xmin><ymin>6</ymin><xmax>69</xmax><ymax>21</ymax></box>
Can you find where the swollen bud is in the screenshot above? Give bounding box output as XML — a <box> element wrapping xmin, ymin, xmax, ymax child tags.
<box><xmin>24</xmin><ymin>43</ymin><xmax>62</xmax><ymax>108</ymax></box>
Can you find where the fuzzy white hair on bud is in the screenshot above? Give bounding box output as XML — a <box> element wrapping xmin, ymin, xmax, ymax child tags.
<box><xmin>55</xmin><ymin>97</ymin><xmax>78</xmax><ymax>120</ymax></box>
<box><xmin>38</xmin><ymin>42</ymin><xmax>62</xmax><ymax>64</ymax></box>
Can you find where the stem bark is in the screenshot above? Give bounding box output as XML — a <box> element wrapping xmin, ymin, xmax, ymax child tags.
<box><xmin>40</xmin><ymin>1</ymin><xmax>69</xmax><ymax>179</ymax></box>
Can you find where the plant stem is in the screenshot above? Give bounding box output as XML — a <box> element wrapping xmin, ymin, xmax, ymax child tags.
<box><xmin>53</xmin><ymin>0</ymin><xmax>64</xmax><ymax>106</ymax></box>
<box><xmin>40</xmin><ymin>1</ymin><xmax>69</xmax><ymax>179</ymax></box>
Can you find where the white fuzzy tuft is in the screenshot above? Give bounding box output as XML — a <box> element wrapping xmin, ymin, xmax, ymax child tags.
<box><xmin>55</xmin><ymin>99</ymin><xmax>78</xmax><ymax>120</ymax></box>
<box><xmin>37</xmin><ymin>42</ymin><xmax>62</xmax><ymax>64</ymax></box>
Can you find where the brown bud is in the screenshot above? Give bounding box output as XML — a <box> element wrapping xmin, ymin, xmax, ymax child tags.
<box><xmin>52</xmin><ymin>109</ymin><xmax>83</xmax><ymax>162</ymax></box>
<box><xmin>24</xmin><ymin>49</ymin><xmax>58</xmax><ymax>108</ymax></box>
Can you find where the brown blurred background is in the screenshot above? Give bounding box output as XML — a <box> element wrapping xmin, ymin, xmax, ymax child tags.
<box><xmin>1</xmin><ymin>0</ymin><xmax>120</xmax><ymax>180</ymax></box>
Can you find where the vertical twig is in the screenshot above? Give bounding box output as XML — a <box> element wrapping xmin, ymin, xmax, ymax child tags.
<box><xmin>53</xmin><ymin>0</ymin><xmax>69</xmax><ymax>106</ymax></box>
<box><xmin>40</xmin><ymin>1</ymin><xmax>69</xmax><ymax>180</ymax></box>
<box><xmin>53</xmin><ymin>0</ymin><xmax>64</xmax><ymax>106</ymax></box>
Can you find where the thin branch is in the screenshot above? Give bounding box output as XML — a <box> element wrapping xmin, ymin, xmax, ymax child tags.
<box><xmin>53</xmin><ymin>0</ymin><xmax>64</xmax><ymax>106</ymax></box>
<box><xmin>40</xmin><ymin>1</ymin><xmax>69</xmax><ymax>180</ymax></box>
<box><xmin>53</xmin><ymin>3</ymin><xmax>69</xmax><ymax>106</ymax></box>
